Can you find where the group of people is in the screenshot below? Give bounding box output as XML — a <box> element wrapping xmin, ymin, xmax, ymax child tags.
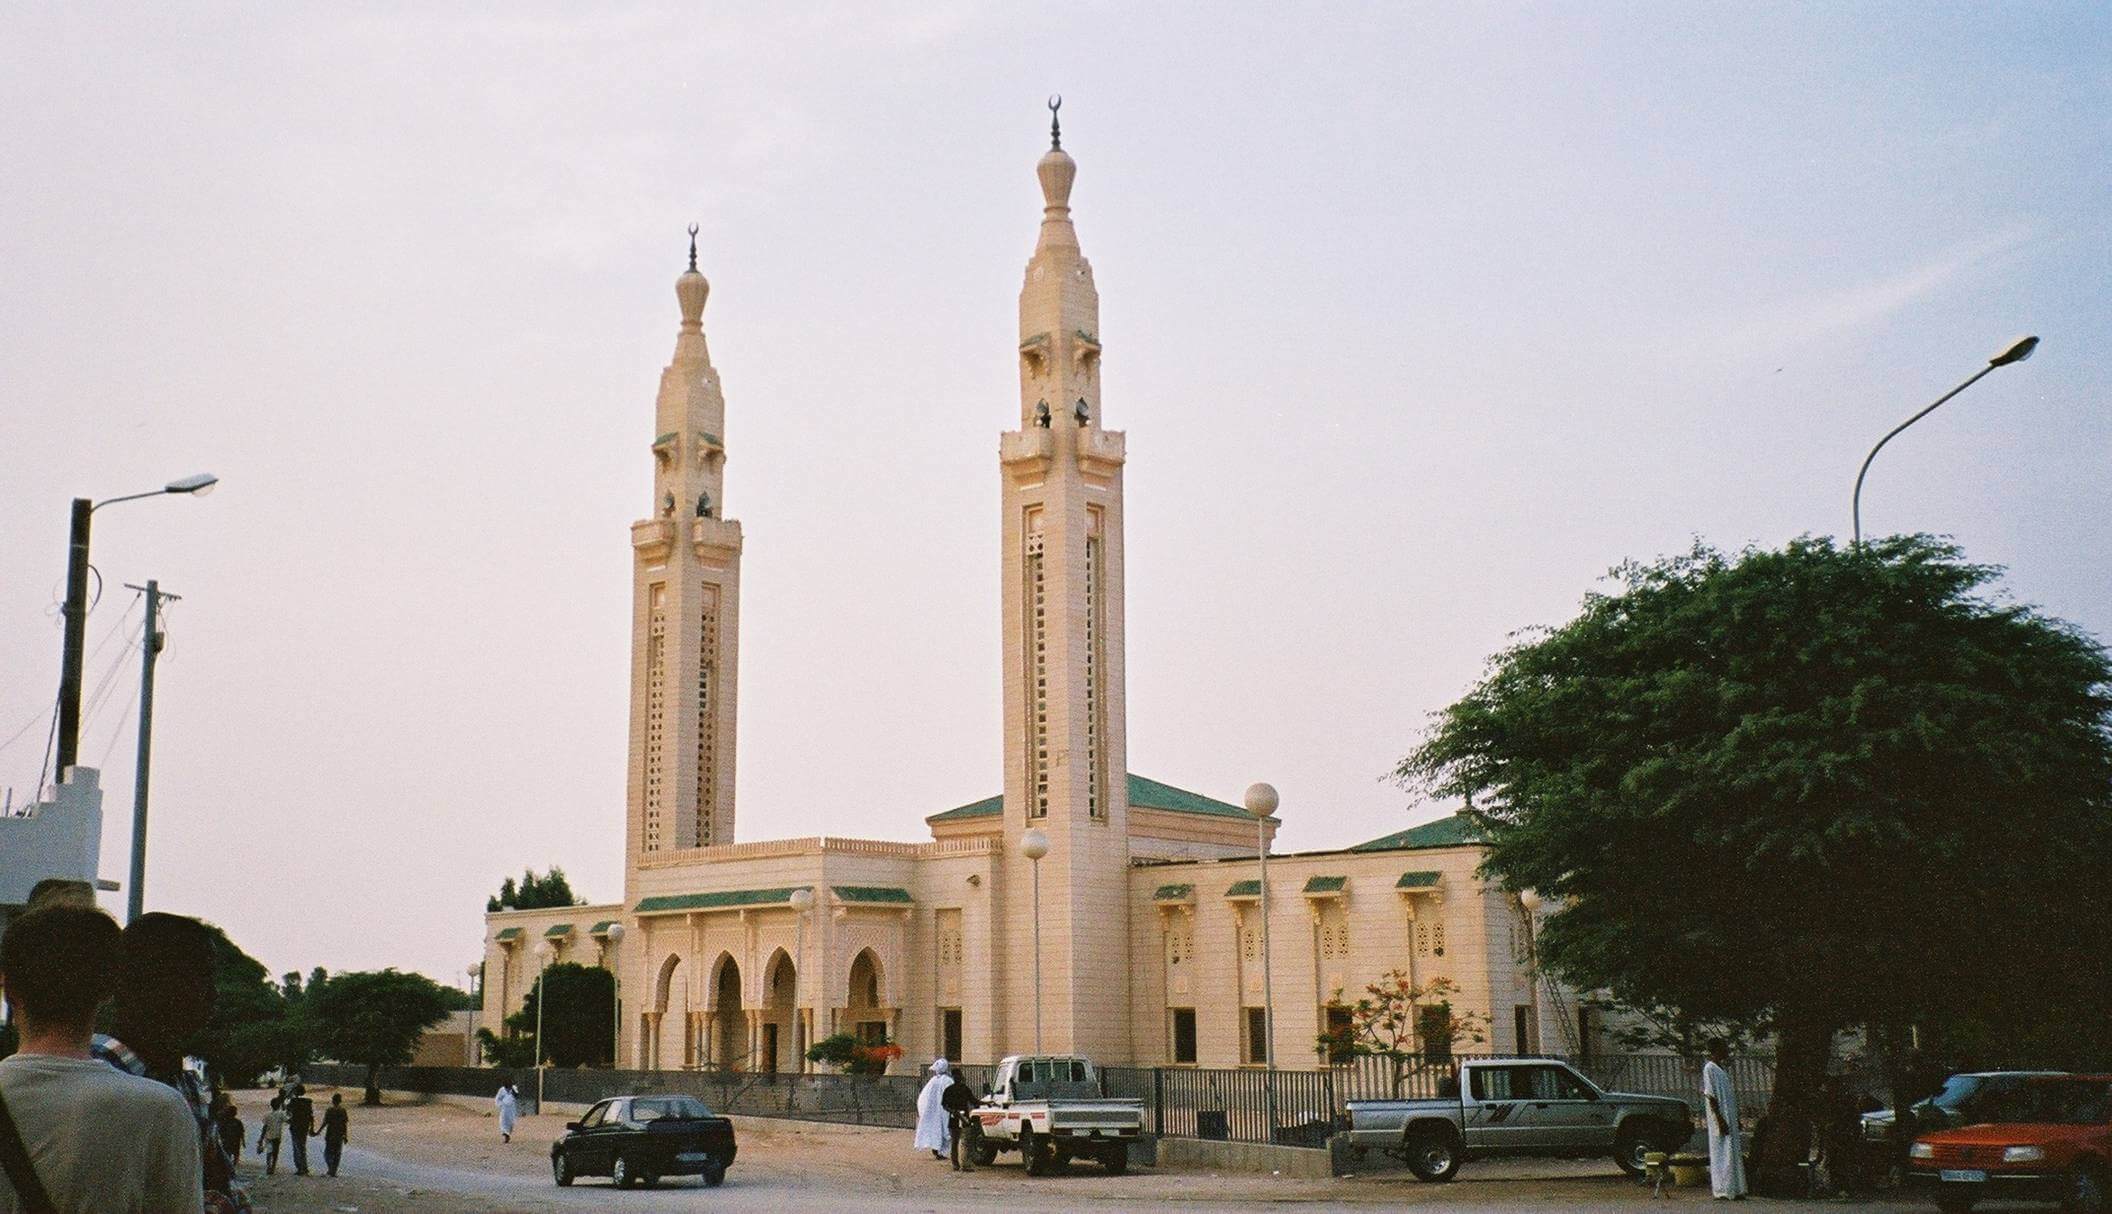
<box><xmin>912</xmin><ymin>1058</ymin><xmax>982</xmax><ymax>1172</ymax></box>
<box><xmin>0</xmin><ymin>882</ymin><xmax>348</xmax><ymax>1213</ymax></box>
<box><xmin>251</xmin><ymin>1080</ymin><xmax>350</xmax><ymax>1177</ymax></box>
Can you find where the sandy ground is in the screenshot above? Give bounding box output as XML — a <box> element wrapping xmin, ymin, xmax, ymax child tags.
<box><xmin>225</xmin><ymin>1086</ymin><xmax>2014</xmax><ymax>1213</ymax></box>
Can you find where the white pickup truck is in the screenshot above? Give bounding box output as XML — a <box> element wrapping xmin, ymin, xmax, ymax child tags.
<box><xmin>965</xmin><ymin>1054</ymin><xmax>1146</xmax><ymax>1175</ymax></box>
<box><xmin>1345</xmin><ymin>1057</ymin><xmax>1694</xmax><ymax>1182</ymax></box>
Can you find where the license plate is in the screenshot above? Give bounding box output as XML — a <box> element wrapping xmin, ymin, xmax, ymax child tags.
<box><xmin>1939</xmin><ymin>1169</ymin><xmax>1987</xmax><ymax>1183</ymax></box>
<box><xmin>676</xmin><ymin>1151</ymin><xmax>712</xmax><ymax>1165</ymax></box>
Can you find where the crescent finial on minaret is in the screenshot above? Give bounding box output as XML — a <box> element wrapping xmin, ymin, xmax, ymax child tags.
<box><xmin>686</xmin><ymin>223</ymin><xmax>700</xmax><ymax>272</ymax></box>
<box><xmin>1048</xmin><ymin>94</ymin><xmax>1062</xmax><ymax>150</ymax></box>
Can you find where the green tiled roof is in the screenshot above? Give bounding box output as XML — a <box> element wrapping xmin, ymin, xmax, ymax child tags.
<box><xmin>926</xmin><ymin>773</ymin><xmax>1248</xmax><ymax>823</ymax></box>
<box><xmin>544</xmin><ymin>923</ymin><xmax>574</xmax><ymax>937</ymax></box>
<box><xmin>1153</xmin><ymin>883</ymin><xmax>1194</xmax><ymax>901</ymax></box>
<box><xmin>1351</xmin><ymin>811</ymin><xmax>1487</xmax><ymax>853</ymax></box>
<box><xmin>1396</xmin><ymin>870</ymin><xmax>1443</xmax><ymax>889</ymax></box>
<box><xmin>1226</xmin><ymin>879</ymin><xmax>1261</xmax><ymax>898</ymax></box>
<box><xmin>590</xmin><ymin>920</ymin><xmax>619</xmax><ymax>935</ymax></box>
<box><xmin>701</xmin><ymin>432</ymin><xmax>722</xmax><ymax>447</ymax></box>
<box><xmin>1303</xmin><ymin>875</ymin><xmax>1347</xmax><ymax>894</ymax></box>
<box><xmin>833</xmin><ymin>886</ymin><xmax>913</xmax><ymax>905</ymax></box>
<box><xmin>653</xmin><ymin>431</ymin><xmax>677</xmax><ymax>446</ymax></box>
<box><xmin>634</xmin><ymin>887</ymin><xmax>807</xmax><ymax>914</ymax></box>
<box><xmin>494</xmin><ymin>927</ymin><xmax>522</xmax><ymax>941</ymax></box>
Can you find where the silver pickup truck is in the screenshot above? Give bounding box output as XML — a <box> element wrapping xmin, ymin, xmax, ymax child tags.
<box><xmin>1346</xmin><ymin>1057</ymin><xmax>1693</xmax><ymax>1182</ymax></box>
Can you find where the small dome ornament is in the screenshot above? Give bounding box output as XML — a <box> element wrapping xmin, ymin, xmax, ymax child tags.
<box><xmin>675</xmin><ymin>222</ymin><xmax>709</xmax><ymax>328</ymax></box>
<box><xmin>1037</xmin><ymin>98</ymin><xmax>1076</xmax><ymax>213</ymax></box>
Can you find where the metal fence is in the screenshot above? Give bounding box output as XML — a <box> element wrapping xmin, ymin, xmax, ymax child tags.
<box><xmin>302</xmin><ymin>1051</ymin><xmax>1773</xmax><ymax>1147</ymax></box>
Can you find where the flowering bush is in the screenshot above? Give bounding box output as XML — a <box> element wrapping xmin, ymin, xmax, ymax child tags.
<box><xmin>806</xmin><ymin>1033</ymin><xmax>902</xmax><ymax>1075</ymax></box>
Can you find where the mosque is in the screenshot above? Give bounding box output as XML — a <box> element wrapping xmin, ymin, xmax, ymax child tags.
<box><xmin>480</xmin><ymin>111</ymin><xmax>1577</xmax><ymax>1073</ymax></box>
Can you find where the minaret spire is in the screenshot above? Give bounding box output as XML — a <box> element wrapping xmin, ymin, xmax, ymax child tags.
<box><xmin>1048</xmin><ymin>93</ymin><xmax>1062</xmax><ymax>150</ymax></box>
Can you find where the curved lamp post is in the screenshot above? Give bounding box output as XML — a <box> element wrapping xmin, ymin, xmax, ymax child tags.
<box><xmin>1516</xmin><ymin>890</ymin><xmax>1544</xmax><ymax>1052</ymax></box>
<box><xmin>1852</xmin><ymin>336</ymin><xmax>2038</xmax><ymax>546</ymax></box>
<box><xmin>1243</xmin><ymin>783</ymin><xmax>1280</xmax><ymax>1132</ymax></box>
<box><xmin>603</xmin><ymin>923</ymin><xmax>626</xmax><ymax>1068</ymax></box>
<box><xmin>55</xmin><ymin>473</ymin><xmax>218</xmax><ymax>782</ymax></box>
<box><xmin>1019</xmin><ymin>828</ymin><xmax>1049</xmax><ymax>1054</ymax></box>
<box><xmin>789</xmin><ymin>887</ymin><xmax>814</xmax><ymax>1071</ymax></box>
<box><xmin>533</xmin><ymin>940</ymin><xmax>554</xmax><ymax>1108</ymax></box>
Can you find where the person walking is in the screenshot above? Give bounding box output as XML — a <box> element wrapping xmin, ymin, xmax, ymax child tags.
<box><xmin>1702</xmin><ymin>1038</ymin><xmax>1749</xmax><ymax>1200</ymax></box>
<box><xmin>284</xmin><ymin>1085</ymin><xmax>317</xmax><ymax>1175</ymax></box>
<box><xmin>494</xmin><ymin>1082</ymin><xmax>519</xmax><ymax>1143</ymax></box>
<box><xmin>913</xmin><ymin>1058</ymin><xmax>952</xmax><ymax>1161</ymax></box>
<box><xmin>0</xmin><ymin>902</ymin><xmax>202</xmax><ymax>1213</ymax></box>
<box><xmin>942</xmin><ymin>1067</ymin><xmax>980</xmax><ymax>1172</ymax></box>
<box><xmin>257</xmin><ymin>1096</ymin><xmax>287</xmax><ymax>1176</ymax></box>
<box><xmin>215</xmin><ymin>1100</ymin><xmax>244</xmax><ymax>1168</ymax></box>
<box><xmin>319</xmin><ymin>1094</ymin><xmax>350</xmax><ymax>1178</ymax></box>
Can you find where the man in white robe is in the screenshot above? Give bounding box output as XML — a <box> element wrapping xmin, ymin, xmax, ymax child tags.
<box><xmin>494</xmin><ymin>1082</ymin><xmax>519</xmax><ymax>1143</ymax></box>
<box><xmin>1702</xmin><ymin>1038</ymin><xmax>1749</xmax><ymax>1199</ymax></box>
<box><xmin>914</xmin><ymin>1058</ymin><xmax>952</xmax><ymax>1159</ymax></box>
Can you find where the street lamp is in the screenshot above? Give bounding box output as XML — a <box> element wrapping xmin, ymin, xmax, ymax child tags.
<box><xmin>603</xmin><ymin>923</ymin><xmax>626</xmax><ymax>1068</ymax></box>
<box><xmin>1852</xmin><ymin>336</ymin><xmax>2038</xmax><ymax>546</ymax></box>
<box><xmin>1019</xmin><ymin>829</ymin><xmax>1049</xmax><ymax>1054</ymax></box>
<box><xmin>789</xmin><ymin>888</ymin><xmax>814</xmax><ymax>1072</ymax></box>
<box><xmin>533</xmin><ymin>940</ymin><xmax>554</xmax><ymax>1109</ymax></box>
<box><xmin>54</xmin><ymin>473</ymin><xmax>217</xmax><ymax>783</ymax></box>
<box><xmin>1244</xmin><ymin>783</ymin><xmax>1280</xmax><ymax>1133</ymax></box>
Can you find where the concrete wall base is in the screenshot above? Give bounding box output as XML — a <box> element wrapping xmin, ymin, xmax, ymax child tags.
<box><xmin>1155</xmin><ymin>1135</ymin><xmax>1337</xmax><ymax>1179</ymax></box>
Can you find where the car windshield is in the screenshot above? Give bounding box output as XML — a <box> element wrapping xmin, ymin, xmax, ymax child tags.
<box><xmin>630</xmin><ymin>1096</ymin><xmax>714</xmax><ymax>1121</ymax></box>
<box><xmin>1978</xmin><ymin>1080</ymin><xmax>2111</xmax><ymax>1127</ymax></box>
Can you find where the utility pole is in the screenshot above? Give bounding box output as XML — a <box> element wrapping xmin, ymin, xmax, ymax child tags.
<box><xmin>124</xmin><ymin>580</ymin><xmax>178</xmax><ymax>924</ymax></box>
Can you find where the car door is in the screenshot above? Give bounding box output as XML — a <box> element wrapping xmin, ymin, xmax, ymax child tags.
<box><xmin>1464</xmin><ymin>1064</ymin><xmax>1532</xmax><ymax>1153</ymax></box>
<box><xmin>572</xmin><ymin>1101</ymin><xmax>613</xmax><ymax>1174</ymax></box>
<box><xmin>1521</xmin><ymin>1064</ymin><xmax>1613</xmax><ymax>1149</ymax></box>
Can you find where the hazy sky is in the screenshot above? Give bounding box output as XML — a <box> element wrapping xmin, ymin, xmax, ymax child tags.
<box><xmin>4</xmin><ymin>4</ymin><xmax>2107</xmax><ymax>990</ymax></box>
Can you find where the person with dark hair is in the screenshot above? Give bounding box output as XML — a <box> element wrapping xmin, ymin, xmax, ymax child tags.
<box><xmin>319</xmin><ymin>1094</ymin><xmax>349</xmax><ymax>1177</ymax></box>
<box><xmin>1702</xmin><ymin>1037</ymin><xmax>1749</xmax><ymax>1200</ymax></box>
<box><xmin>90</xmin><ymin>912</ymin><xmax>242</xmax><ymax>1208</ymax></box>
<box><xmin>257</xmin><ymin>1095</ymin><xmax>286</xmax><ymax>1175</ymax></box>
<box><xmin>0</xmin><ymin>903</ymin><xmax>200</xmax><ymax>1212</ymax></box>
<box><xmin>284</xmin><ymin>1085</ymin><xmax>317</xmax><ymax>1175</ymax></box>
<box><xmin>941</xmin><ymin>1067</ymin><xmax>979</xmax><ymax>1171</ymax></box>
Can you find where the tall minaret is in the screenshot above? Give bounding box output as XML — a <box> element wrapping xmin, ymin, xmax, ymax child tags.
<box><xmin>998</xmin><ymin>102</ymin><xmax>1133</xmax><ymax>1061</ymax></box>
<box><xmin>624</xmin><ymin>229</ymin><xmax>744</xmax><ymax>872</ymax></box>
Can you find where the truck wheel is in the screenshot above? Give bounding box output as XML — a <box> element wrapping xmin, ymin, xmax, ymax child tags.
<box><xmin>1403</xmin><ymin>1130</ymin><xmax>1461</xmax><ymax>1183</ymax></box>
<box><xmin>1101</xmin><ymin>1143</ymin><xmax>1129</xmax><ymax>1175</ymax></box>
<box><xmin>1023</xmin><ymin>1130</ymin><xmax>1054</xmax><ymax>1177</ymax></box>
<box><xmin>970</xmin><ymin>1136</ymin><xmax>999</xmax><ymax>1167</ymax></box>
<box><xmin>1614</xmin><ymin>1123</ymin><xmax>1651</xmax><ymax>1176</ymax></box>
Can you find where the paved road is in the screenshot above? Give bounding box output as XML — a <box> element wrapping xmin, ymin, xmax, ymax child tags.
<box><xmin>231</xmin><ymin>1088</ymin><xmax>2010</xmax><ymax>1213</ymax></box>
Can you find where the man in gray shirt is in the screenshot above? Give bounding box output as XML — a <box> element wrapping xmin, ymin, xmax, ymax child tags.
<box><xmin>0</xmin><ymin>903</ymin><xmax>200</xmax><ymax>1214</ymax></box>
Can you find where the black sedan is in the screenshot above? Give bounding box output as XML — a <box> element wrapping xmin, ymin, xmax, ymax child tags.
<box><xmin>552</xmin><ymin>1094</ymin><xmax>737</xmax><ymax>1189</ymax></box>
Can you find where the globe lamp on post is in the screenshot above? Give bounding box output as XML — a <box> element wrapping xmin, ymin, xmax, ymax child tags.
<box><xmin>1019</xmin><ymin>828</ymin><xmax>1049</xmax><ymax>1054</ymax></box>
<box><xmin>603</xmin><ymin>923</ymin><xmax>626</xmax><ymax>1068</ymax></box>
<box><xmin>789</xmin><ymin>888</ymin><xmax>815</xmax><ymax>1071</ymax></box>
<box><xmin>1244</xmin><ymin>782</ymin><xmax>1281</xmax><ymax>1133</ymax></box>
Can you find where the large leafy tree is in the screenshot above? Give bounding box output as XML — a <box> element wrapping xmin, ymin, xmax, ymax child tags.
<box><xmin>195</xmin><ymin>924</ymin><xmax>302</xmax><ymax>1084</ymax></box>
<box><xmin>1400</xmin><ymin>536</ymin><xmax>2112</xmax><ymax>1172</ymax></box>
<box><xmin>487</xmin><ymin>962</ymin><xmax>614</xmax><ymax>1069</ymax></box>
<box><xmin>308</xmin><ymin>969</ymin><xmax>455</xmax><ymax>1104</ymax></box>
<box><xmin>487</xmin><ymin>868</ymin><xmax>584</xmax><ymax>913</ymax></box>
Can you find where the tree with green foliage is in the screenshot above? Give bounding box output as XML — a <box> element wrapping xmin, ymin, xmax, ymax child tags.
<box><xmin>1400</xmin><ymin>536</ymin><xmax>2112</xmax><ymax>1178</ymax></box>
<box><xmin>484</xmin><ymin>963</ymin><xmax>613</xmax><ymax>1068</ymax></box>
<box><xmin>487</xmin><ymin>868</ymin><xmax>584</xmax><ymax>912</ymax></box>
<box><xmin>195</xmin><ymin>923</ymin><xmax>300</xmax><ymax>1085</ymax></box>
<box><xmin>308</xmin><ymin>969</ymin><xmax>455</xmax><ymax>1105</ymax></box>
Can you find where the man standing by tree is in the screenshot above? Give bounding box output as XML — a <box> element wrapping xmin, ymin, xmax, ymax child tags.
<box><xmin>1702</xmin><ymin>1039</ymin><xmax>1747</xmax><ymax>1200</ymax></box>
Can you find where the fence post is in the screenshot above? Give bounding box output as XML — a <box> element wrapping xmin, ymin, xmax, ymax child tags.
<box><xmin>1153</xmin><ymin>1067</ymin><xmax>1164</xmax><ymax>1138</ymax></box>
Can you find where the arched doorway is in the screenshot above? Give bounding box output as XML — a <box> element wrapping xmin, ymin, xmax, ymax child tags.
<box><xmin>761</xmin><ymin>948</ymin><xmax>796</xmax><ymax>1073</ymax></box>
<box><xmin>845</xmin><ymin>948</ymin><xmax>888</xmax><ymax>1046</ymax></box>
<box><xmin>652</xmin><ymin>954</ymin><xmax>688</xmax><ymax>1070</ymax></box>
<box><xmin>711</xmin><ymin>954</ymin><xmax>744</xmax><ymax>1070</ymax></box>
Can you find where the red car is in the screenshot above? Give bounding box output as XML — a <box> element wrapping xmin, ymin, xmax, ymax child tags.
<box><xmin>1908</xmin><ymin>1074</ymin><xmax>2112</xmax><ymax>1212</ymax></box>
